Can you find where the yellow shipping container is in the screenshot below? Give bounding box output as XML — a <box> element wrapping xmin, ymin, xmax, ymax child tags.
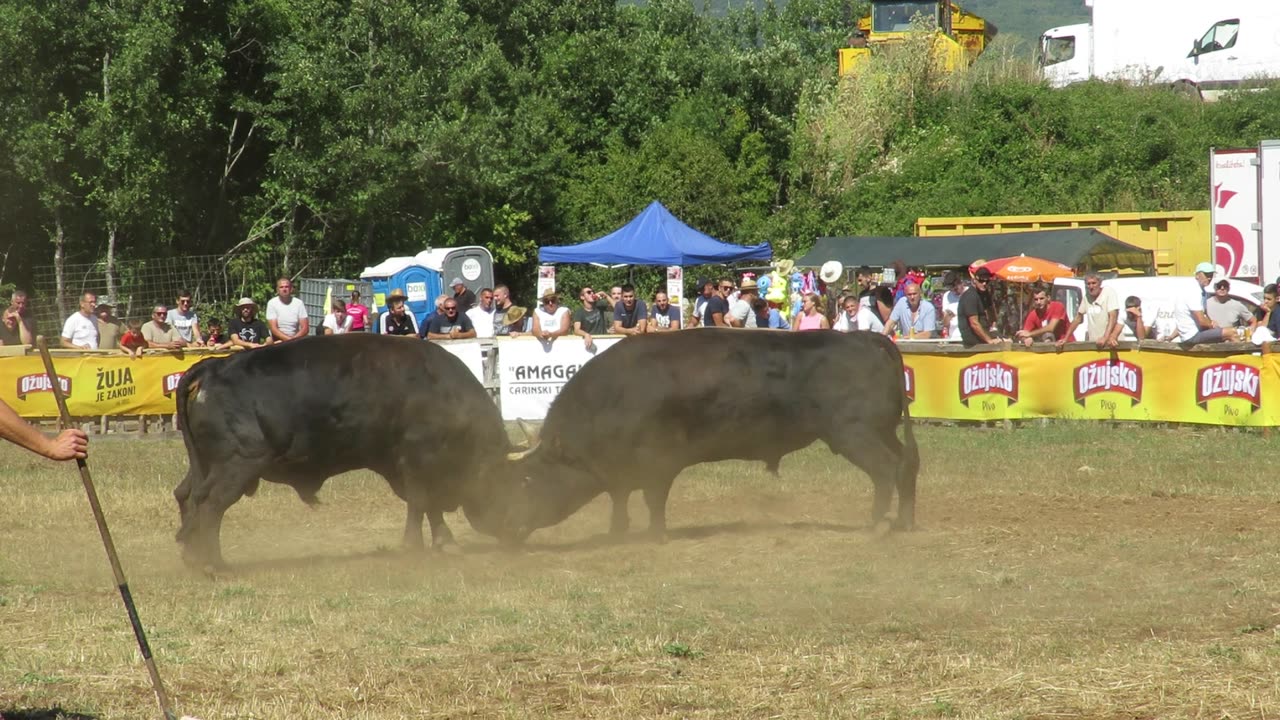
<box><xmin>915</xmin><ymin>211</ymin><xmax>1211</xmax><ymax>276</ymax></box>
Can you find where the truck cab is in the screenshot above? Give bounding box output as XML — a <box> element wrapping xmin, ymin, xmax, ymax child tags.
<box><xmin>1038</xmin><ymin>22</ymin><xmax>1091</xmax><ymax>88</ymax></box>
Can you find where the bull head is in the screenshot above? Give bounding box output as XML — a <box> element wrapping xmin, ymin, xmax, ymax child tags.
<box><xmin>506</xmin><ymin>418</ymin><xmax>541</xmax><ymax>461</ymax></box>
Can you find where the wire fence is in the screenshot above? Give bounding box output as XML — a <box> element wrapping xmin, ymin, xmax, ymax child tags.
<box><xmin>28</xmin><ymin>249</ymin><xmax>361</xmax><ymax>334</ymax></box>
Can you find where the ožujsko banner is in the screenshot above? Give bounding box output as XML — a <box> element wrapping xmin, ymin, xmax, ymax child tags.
<box><xmin>903</xmin><ymin>350</ymin><xmax>1280</xmax><ymax>427</ymax></box>
<box><xmin>0</xmin><ymin>339</ymin><xmax>485</xmax><ymax>418</ymax></box>
<box><xmin>2</xmin><ymin>351</ymin><xmax>232</xmax><ymax>417</ymax></box>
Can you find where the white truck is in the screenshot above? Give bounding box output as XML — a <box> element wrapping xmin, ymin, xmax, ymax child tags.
<box><xmin>1039</xmin><ymin>0</ymin><xmax>1280</xmax><ymax>101</ymax></box>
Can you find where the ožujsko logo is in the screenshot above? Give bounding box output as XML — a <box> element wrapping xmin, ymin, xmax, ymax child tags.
<box><xmin>161</xmin><ymin>371</ymin><xmax>185</xmax><ymax>398</ymax></box>
<box><xmin>16</xmin><ymin>374</ymin><xmax>72</xmax><ymax>400</ymax></box>
<box><xmin>1195</xmin><ymin>363</ymin><xmax>1261</xmax><ymax>411</ymax></box>
<box><xmin>959</xmin><ymin>362</ymin><xmax>1018</xmax><ymax>406</ymax></box>
<box><xmin>903</xmin><ymin>366</ymin><xmax>916</xmax><ymax>403</ymax></box>
<box><xmin>1073</xmin><ymin>360</ymin><xmax>1143</xmax><ymax>407</ymax></box>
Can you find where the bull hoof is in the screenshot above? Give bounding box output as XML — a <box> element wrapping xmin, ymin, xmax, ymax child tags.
<box><xmin>891</xmin><ymin>518</ymin><xmax>915</xmax><ymax>532</ymax></box>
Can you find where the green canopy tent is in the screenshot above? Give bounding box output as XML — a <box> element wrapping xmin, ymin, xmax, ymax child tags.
<box><xmin>793</xmin><ymin>228</ymin><xmax>1155</xmax><ymax>274</ymax></box>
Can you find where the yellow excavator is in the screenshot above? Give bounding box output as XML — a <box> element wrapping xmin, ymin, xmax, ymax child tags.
<box><xmin>837</xmin><ymin>0</ymin><xmax>997</xmax><ymax>77</ymax></box>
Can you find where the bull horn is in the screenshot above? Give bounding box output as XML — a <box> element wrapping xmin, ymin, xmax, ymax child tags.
<box><xmin>516</xmin><ymin>418</ymin><xmax>540</xmax><ymax>444</ymax></box>
<box><xmin>506</xmin><ymin>446</ymin><xmax>537</xmax><ymax>461</ymax></box>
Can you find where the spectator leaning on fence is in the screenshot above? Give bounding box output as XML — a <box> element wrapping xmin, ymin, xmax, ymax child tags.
<box><xmin>423</xmin><ymin>298</ymin><xmax>476</xmax><ymax>340</ymax></box>
<box><xmin>120</xmin><ymin>319</ymin><xmax>146</xmax><ymax>359</ymax></box>
<box><xmin>95</xmin><ymin>299</ymin><xmax>123</xmax><ymax>350</ymax></box>
<box><xmin>466</xmin><ymin>287</ymin><xmax>497</xmax><ymax>339</ymax></box>
<box><xmin>884</xmin><ymin>281</ymin><xmax>936</xmax><ymax>339</ymax></box>
<box><xmin>0</xmin><ymin>302</ymin><xmax>34</xmax><ymax>346</ymax></box>
<box><xmin>168</xmin><ymin>290</ymin><xmax>204</xmax><ymax>346</ymax></box>
<box><xmin>323</xmin><ymin>298</ymin><xmax>353</xmax><ymax>335</ymax></box>
<box><xmin>142</xmin><ymin>304</ymin><xmax>186</xmax><ymax>350</ymax></box>
<box><xmin>267</xmin><ymin>277</ymin><xmax>309</xmax><ymax>342</ymax></box>
<box><xmin>650</xmin><ymin>291</ymin><xmax>681</xmax><ymax>332</ymax></box>
<box><xmin>229</xmin><ymin>297</ymin><xmax>272</xmax><ymax>349</ymax></box>
<box><xmin>1115</xmin><ymin>295</ymin><xmax>1151</xmax><ymax>343</ymax></box>
<box><xmin>11</xmin><ymin>290</ymin><xmax>37</xmax><ymax>338</ymax></box>
<box><xmin>1058</xmin><ymin>273</ymin><xmax>1119</xmax><ymax>350</ymax></box>
<box><xmin>1205</xmin><ymin>279</ymin><xmax>1252</xmax><ymax>338</ymax></box>
<box><xmin>958</xmin><ymin>268</ymin><xmax>997</xmax><ymax>347</ymax></box>
<box><xmin>60</xmin><ymin>292</ymin><xmax>100</xmax><ymax>350</ymax></box>
<box><xmin>1016</xmin><ymin>284</ymin><xmax>1068</xmax><ymax>346</ymax></box>
<box><xmin>532</xmin><ymin>289</ymin><xmax>571</xmax><ymax>342</ymax></box>
<box><xmin>379</xmin><ymin>288</ymin><xmax>419</xmax><ymax>337</ymax></box>
<box><xmin>573</xmin><ymin>287</ymin><xmax>610</xmax><ymax>349</ymax></box>
<box><xmin>612</xmin><ymin>284</ymin><xmax>648</xmax><ymax>335</ymax></box>
<box><xmin>1171</xmin><ymin>262</ymin><xmax>1229</xmax><ymax>345</ymax></box>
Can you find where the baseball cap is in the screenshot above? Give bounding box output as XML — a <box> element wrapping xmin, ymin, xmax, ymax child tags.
<box><xmin>973</xmin><ymin>267</ymin><xmax>993</xmax><ymax>281</ymax></box>
<box><xmin>1195</xmin><ymin>261</ymin><xmax>1216</xmax><ymax>275</ymax></box>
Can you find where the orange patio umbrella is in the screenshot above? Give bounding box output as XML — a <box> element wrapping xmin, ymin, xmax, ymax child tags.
<box><xmin>973</xmin><ymin>254</ymin><xmax>1075</xmax><ymax>283</ymax></box>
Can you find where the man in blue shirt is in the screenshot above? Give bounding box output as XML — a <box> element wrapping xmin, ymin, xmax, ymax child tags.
<box><xmin>884</xmin><ymin>281</ymin><xmax>937</xmax><ymax>338</ymax></box>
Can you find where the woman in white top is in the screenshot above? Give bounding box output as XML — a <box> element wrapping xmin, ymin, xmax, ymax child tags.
<box><xmin>322</xmin><ymin>298</ymin><xmax>354</xmax><ymax>335</ymax></box>
<box><xmin>532</xmin><ymin>291</ymin><xmax>571</xmax><ymax>341</ymax></box>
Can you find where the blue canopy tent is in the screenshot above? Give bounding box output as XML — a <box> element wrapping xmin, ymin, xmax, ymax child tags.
<box><xmin>538</xmin><ymin>201</ymin><xmax>772</xmax><ymax>266</ymax></box>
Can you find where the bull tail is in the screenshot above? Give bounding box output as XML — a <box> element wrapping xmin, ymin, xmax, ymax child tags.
<box><xmin>896</xmin><ymin>376</ymin><xmax>920</xmax><ymax>531</ymax></box>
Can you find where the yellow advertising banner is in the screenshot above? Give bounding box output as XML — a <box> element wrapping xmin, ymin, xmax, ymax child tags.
<box><xmin>0</xmin><ymin>352</ymin><xmax>230</xmax><ymax>418</ymax></box>
<box><xmin>903</xmin><ymin>350</ymin><xmax>1280</xmax><ymax>427</ymax></box>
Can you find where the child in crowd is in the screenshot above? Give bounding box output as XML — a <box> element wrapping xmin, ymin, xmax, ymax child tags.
<box><xmin>120</xmin><ymin>319</ymin><xmax>146</xmax><ymax>359</ymax></box>
<box><xmin>204</xmin><ymin>318</ymin><xmax>230</xmax><ymax>349</ymax></box>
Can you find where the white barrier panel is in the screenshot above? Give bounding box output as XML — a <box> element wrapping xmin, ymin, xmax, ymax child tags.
<box><xmin>1211</xmin><ymin>147</ymin><xmax>1260</xmax><ymax>280</ymax></box>
<box><xmin>498</xmin><ymin>336</ymin><xmax>623</xmax><ymax>420</ymax></box>
<box><xmin>437</xmin><ymin>339</ymin><xmax>485</xmax><ymax>384</ymax></box>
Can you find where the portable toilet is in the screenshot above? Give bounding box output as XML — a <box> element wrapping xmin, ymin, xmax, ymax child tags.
<box><xmin>360</xmin><ymin>246</ymin><xmax>495</xmax><ymax>330</ymax></box>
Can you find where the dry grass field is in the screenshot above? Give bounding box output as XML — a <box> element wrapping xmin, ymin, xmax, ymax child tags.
<box><xmin>2</xmin><ymin>424</ymin><xmax>1280</xmax><ymax>719</ymax></box>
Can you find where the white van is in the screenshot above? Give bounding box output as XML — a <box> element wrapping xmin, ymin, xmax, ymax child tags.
<box><xmin>1168</xmin><ymin>6</ymin><xmax>1280</xmax><ymax>101</ymax></box>
<box><xmin>1051</xmin><ymin>275</ymin><xmax>1266</xmax><ymax>341</ymax></box>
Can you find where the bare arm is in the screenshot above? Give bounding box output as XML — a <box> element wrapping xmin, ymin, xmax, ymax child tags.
<box><xmin>17</xmin><ymin>320</ymin><xmax>34</xmax><ymax>345</ymax></box>
<box><xmin>968</xmin><ymin>315</ymin><xmax>994</xmax><ymax>344</ymax></box>
<box><xmin>268</xmin><ymin>318</ymin><xmax>289</xmax><ymax>341</ymax></box>
<box><xmin>295</xmin><ymin>316</ymin><xmax>310</xmax><ymax>339</ymax></box>
<box><xmin>0</xmin><ymin>399</ymin><xmax>87</xmax><ymax>460</ymax></box>
<box><xmin>1056</xmin><ymin>315</ymin><xmax>1084</xmax><ymax>347</ymax></box>
<box><xmin>1099</xmin><ymin>310</ymin><xmax>1120</xmax><ymax>348</ymax></box>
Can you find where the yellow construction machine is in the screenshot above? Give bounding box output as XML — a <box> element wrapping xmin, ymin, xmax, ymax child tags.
<box><xmin>837</xmin><ymin>1</ymin><xmax>997</xmax><ymax>77</ymax></box>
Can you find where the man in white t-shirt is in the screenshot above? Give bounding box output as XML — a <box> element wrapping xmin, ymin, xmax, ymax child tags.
<box><xmin>60</xmin><ymin>292</ymin><xmax>99</xmax><ymax>349</ymax></box>
<box><xmin>465</xmin><ymin>287</ymin><xmax>498</xmax><ymax>338</ymax></box>
<box><xmin>532</xmin><ymin>289</ymin><xmax>571</xmax><ymax>342</ymax></box>
<box><xmin>940</xmin><ymin>270</ymin><xmax>966</xmax><ymax>341</ymax></box>
<box><xmin>1171</xmin><ymin>262</ymin><xmax>1234</xmax><ymax>345</ymax></box>
<box><xmin>266</xmin><ymin>277</ymin><xmax>310</xmax><ymax>342</ymax></box>
<box><xmin>322</xmin><ymin>298</ymin><xmax>353</xmax><ymax>335</ymax></box>
<box><xmin>166</xmin><ymin>290</ymin><xmax>204</xmax><ymax>346</ymax></box>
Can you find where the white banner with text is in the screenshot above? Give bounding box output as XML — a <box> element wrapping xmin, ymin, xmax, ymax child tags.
<box><xmin>497</xmin><ymin>336</ymin><xmax>623</xmax><ymax>420</ymax></box>
<box><xmin>437</xmin><ymin>339</ymin><xmax>485</xmax><ymax>384</ymax></box>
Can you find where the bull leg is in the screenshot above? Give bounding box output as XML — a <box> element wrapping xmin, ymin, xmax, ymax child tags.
<box><xmin>179</xmin><ymin>461</ymin><xmax>258</xmax><ymax>570</ymax></box>
<box><xmin>427</xmin><ymin>508</ymin><xmax>454</xmax><ymax>549</ymax></box>
<box><xmin>642</xmin><ymin>475</ymin><xmax>676</xmax><ymax>543</ymax></box>
<box><xmin>826</xmin><ymin>428</ymin><xmax>901</xmax><ymax>530</ymax></box>
<box><xmin>173</xmin><ymin>469</ymin><xmax>195</xmax><ymax>534</ymax></box>
<box><xmin>608</xmin><ymin>489</ymin><xmax>631</xmax><ymax>537</ymax></box>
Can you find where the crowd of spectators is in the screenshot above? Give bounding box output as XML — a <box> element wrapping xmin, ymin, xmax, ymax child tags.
<box><xmin>2</xmin><ymin>260</ymin><xmax>1271</xmax><ymax>355</ymax></box>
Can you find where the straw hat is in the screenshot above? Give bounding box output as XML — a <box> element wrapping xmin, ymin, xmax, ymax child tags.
<box><xmin>820</xmin><ymin>260</ymin><xmax>843</xmax><ymax>284</ymax></box>
<box><xmin>387</xmin><ymin>287</ymin><xmax>408</xmax><ymax>301</ymax></box>
<box><xmin>504</xmin><ymin>306</ymin><xmax>528</xmax><ymax>326</ymax></box>
<box><xmin>539</xmin><ymin>288</ymin><xmax>559</xmax><ymax>303</ymax></box>
<box><xmin>775</xmin><ymin>259</ymin><xmax>796</xmax><ymax>276</ymax></box>
<box><xmin>235</xmin><ymin>297</ymin><xmax>257</xmax><ymax>309</ymax></box>
<box><xmin>738</xmin><ymin>278</ymin><xmax>759</xmax><ymax>293</ymax></box>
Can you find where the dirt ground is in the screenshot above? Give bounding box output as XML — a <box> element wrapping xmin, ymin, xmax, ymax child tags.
<box><xmin>2</xmin><ymin>425</ymin><xmax>1279</xmax><ymax>719</ymax></box>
